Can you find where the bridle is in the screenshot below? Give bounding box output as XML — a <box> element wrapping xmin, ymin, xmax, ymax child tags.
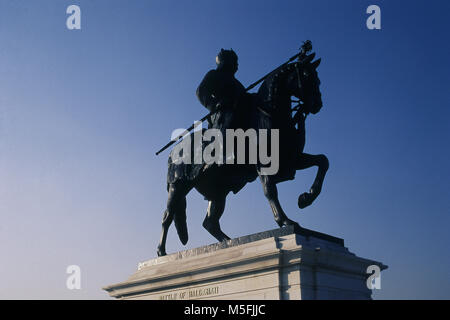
<box><xmin>258</xmin><ymin>62</ymin><xmax>309</xmax><ymax>120</ymax></box>
<box><xmin>293</xmin><ymin>62</ymin><xmax>309</xmax><ymax>121</ymax></box>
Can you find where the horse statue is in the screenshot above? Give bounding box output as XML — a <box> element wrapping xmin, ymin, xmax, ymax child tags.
<box><xmin>157</xmin><ymin>50</ymin><xmax>328</xmax><ymax>257</ymax></box>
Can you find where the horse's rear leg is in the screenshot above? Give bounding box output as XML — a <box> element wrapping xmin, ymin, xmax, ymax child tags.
<box><xmin>296</xmin><ymin>153</ymin><xmax>329</xmax><ymax>209</ymax></box>
<box><xmin>203</xmin><ymin>197</ymin><xmax>231</xmax><ymax>242</ymax></box>
<box><xmin>157</xmin><ymin>208</ymin><xmax>172</xmax><ymax>257</ymax></box>
<box><xmin>157</xmin><ymin>183</ymin><xmax>190</xmax><ymax>257</ymax></box>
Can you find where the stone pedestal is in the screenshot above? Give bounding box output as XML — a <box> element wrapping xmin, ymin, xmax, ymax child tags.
<box><xmin>103</xmin><ymin>226</ymin><xmax>387</xmax><ymax>300</ymax></box>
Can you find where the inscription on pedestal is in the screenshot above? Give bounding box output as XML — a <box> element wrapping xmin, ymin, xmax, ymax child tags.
<box><xmin>159</xmin><ymin>286</ymin><xmax>220</xmax><ymax>300</ymax></box>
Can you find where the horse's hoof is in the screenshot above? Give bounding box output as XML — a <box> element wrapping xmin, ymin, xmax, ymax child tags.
<box><xmin>157</xmin><ymin>247</ymin><xmax>166</xmax><ymax>257</ymax></box>
<box><xmin>291</xmin><ymin>222</ymin><xmax>303</xmax><ymax>234</ymax></box>
<box><xmin>278</xmin><ymin>218</ymin><xmax>298</xmax><ymax>228</ymax></box>
<box><xmin>298</xmin><ymin>192</ymin><xmax>313</xmax><ymax>209</ymax></box>
<box><xmin>279</xmin><ymin>219</ymin><xmax>303</xmax><ymax>234</ymax></box>
<box><xmin>178</xmin><ymin>232</ymin><xmax>188</xmax><ymax>245</ymax></box>
<box><xmin>287</xmin><ymin>220</ymin><xmax>300</xmax><ymax>228</ymax></box>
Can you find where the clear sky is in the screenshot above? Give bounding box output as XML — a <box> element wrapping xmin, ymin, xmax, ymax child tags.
<box><xmin>0</xmin><ymin>0</ymin><xmax>449</xmax><ymax>299</ymax></box>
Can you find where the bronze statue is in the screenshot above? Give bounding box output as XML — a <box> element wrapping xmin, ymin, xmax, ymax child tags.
<box><xmin>197</xmin><ymin>49</ymin><xmax>248</xmax><ymax>130</ymax></box>
<box><xmin>157</xmin><ymin>43</ymin><xmax>328</xmax><ymax>257</ymax></box>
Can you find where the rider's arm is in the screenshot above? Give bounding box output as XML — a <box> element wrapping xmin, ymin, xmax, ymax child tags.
<box><xmin>196</xmin><ymin>70</ymin><xmax>218</xmax><ymax>111</ymax></box>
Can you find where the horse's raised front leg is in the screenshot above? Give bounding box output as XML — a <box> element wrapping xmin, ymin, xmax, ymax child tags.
<box><xmin>157</xmin><ymin>183</ymin><xmax>191</xmax><ymax>257</ymax></box>
<box><xmin>203</xmin><ymin>197</ymin><xmax>231</xmax><ymax>242</ymax></box>
<box><xmin>260</xmin><ymin>175</ymin><xmax>300</xmax><ymax>229</ymax></box>
<box><xmin>296</xmin><ymin>153</ymin><xmax>329</xmax><ymax>209</ymax></box>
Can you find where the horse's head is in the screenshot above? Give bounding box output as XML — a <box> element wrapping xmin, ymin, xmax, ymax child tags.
<box><xmin>258</xmin><ymin>53</ymin><xmax>323</xmax><ymax>117</ymax></box>
<box><xmin>287</xmin><ymin>54</ymin><xmax>323</xmax><ymax>115</ymax></box>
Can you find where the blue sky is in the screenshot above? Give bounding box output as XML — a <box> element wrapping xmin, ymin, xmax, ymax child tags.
<box><xmin>0</xmin><ymin>0</ymin><xmax>449</xmax><ymax>299</ymax></box>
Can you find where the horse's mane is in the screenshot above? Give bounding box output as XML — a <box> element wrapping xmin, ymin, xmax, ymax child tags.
<box><xmin>258</xmin><ymin>62</ymin><xmax>298</xmax><ymax>106</ymax></box>
<box><xmin>253</xmin><ymin>62</ymin><xmax>299</xmax><ymax>131</ymax></box>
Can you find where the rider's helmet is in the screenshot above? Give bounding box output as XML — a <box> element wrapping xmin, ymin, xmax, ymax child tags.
<box><xmin>216</xmin><ymin>49</ymin><xmax>238</xmax><ymax>73</ymax></box>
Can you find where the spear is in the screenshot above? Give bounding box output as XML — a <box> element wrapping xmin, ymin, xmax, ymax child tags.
<box><xmin>155</xmin><ymin>40</ymin><xmax>312</xmax><ymax>156</ymax></box>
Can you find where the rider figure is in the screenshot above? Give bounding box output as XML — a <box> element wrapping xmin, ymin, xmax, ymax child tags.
<box><xmin>196</xmin><ymin>49</ymin><xmax>249</xmax><ymax>131</ymax></box>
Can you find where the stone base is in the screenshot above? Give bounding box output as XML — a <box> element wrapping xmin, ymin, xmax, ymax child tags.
<box><xmin>103</xmin><ymin>226</ymin><xmax>387</xmax><ymax>300</ymax></box>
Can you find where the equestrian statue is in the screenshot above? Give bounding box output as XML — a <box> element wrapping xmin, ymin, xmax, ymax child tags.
<box><xmin>156</xmin><ymin>41</ymin><xmax>328</xmax><ymax>257</ymax></box>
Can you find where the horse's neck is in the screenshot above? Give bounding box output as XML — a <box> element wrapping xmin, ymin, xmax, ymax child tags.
<box><xmin>256</xmin><ymin>73</ymin><xmax>295</xmax><ymax>125</ymax></box>
<box><xmin>272</xmin><ymin>92</ymin><xmax>292</xmax><ymax>118</ymax></box>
